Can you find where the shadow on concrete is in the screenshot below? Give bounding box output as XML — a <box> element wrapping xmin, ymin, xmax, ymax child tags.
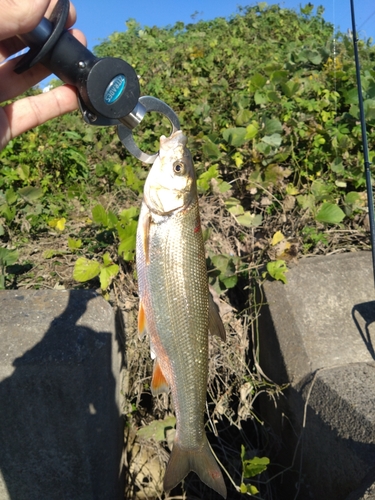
<box><xmin>352</xmin><ymin>301</ymin><xmax>375</xmax><ymax>360</ymax></box>
<box><xmin>260</xmin><ymin>378</ymin><xmax>375</xmax><ymax>500</ymax></box>
<box><xmin>0</xmin><ymin>290</ymin><xmax>124</xmax><ymax>500</ymax></box>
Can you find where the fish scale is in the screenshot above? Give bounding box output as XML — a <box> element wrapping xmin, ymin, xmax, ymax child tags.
<box><xmin>137</xmin><ymin>201</ymin><xmax>208</xmax><ymax>447</ymax></box>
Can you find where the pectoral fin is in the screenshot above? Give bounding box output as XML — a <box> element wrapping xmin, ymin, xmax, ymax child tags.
<box><xmin>139</xmin><ymin>206</ymin><xmax>151</xmax><ymax>265</ymax></box>
<box><xmin>208</xmin><ymin>293</ymin><xmax>226</xmax><ymax>341</ymax></box>
<box><xmin>138</xmin><ymin>300</ymin><xmax>147</xmax><ymax>340</ymax></box>
<box><xmin>151</xmin><ymin>359</ymin><xmax>169</xmax><ymax>395</ymax></box>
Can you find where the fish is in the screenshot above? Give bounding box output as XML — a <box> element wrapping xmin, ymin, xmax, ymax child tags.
<box><xmin>136</xmin><ymin>130</ymin><xmax>227</xmax><ymax>498</ymax></box>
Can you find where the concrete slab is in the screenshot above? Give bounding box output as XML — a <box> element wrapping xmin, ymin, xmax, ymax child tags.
<box><xmin>0</xmin><ymin>290</ymin><xmax>124</xmax><ymax>500</ymax></box>
<box><xmin>258</xmin><ymin>251</ymin><xmax>375</xmax><ymax>500</ymax></box>
<box><xmin>345</xmin><ymin>466</ymin><xmax>375</xmax><ymax>500</ymax></box>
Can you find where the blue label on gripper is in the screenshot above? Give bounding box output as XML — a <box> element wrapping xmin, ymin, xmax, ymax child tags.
<box><xmin>104</xmin><ymin>74</ymin><xmax>126</xmax><ymax>104</ymax></box>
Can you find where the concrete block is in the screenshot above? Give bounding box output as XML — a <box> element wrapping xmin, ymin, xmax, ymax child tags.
<box><xmin>0</xmin><ymin>290</ymin><xmax>124</xmax><ymax>500</ymax></box>
<box><xmin>259</xmin><ymin>252</ymin><xmax>375</xmax><ymax>500</ymax></box>
<box><xmin>345</xmin><ymin>467</ymin><xmax>375</xmax><ymax>500</ymax></box>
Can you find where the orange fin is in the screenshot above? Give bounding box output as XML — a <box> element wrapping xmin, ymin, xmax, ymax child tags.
<box><xmin>163</xmin><ymin>436</ymin><xmax>227</xmax><ymax>498</ymax></box>
<box><xmin>139</xmin><ymin>208</ymin><xmax>151</xmax><ymax>265</ymax></box>
<box><xmin>208</xmin><ymin>293</ymin><xmax>226</xmax><ymax>341</ymax></box>
<box><xmin>138</xmin><ymin>300</ymin><xmax>147</xmax><ymax>339</ymax></box>
<box><xmin>151</xmin><ymin>359</ymin><xmax>169</xmax><ymax>396</ymax></box>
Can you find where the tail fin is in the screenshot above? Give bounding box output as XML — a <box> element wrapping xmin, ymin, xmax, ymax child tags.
<box><xmin>163</xmin><ymin>437</ymin><xmax>227</xmax><ymax>498</ymax></box>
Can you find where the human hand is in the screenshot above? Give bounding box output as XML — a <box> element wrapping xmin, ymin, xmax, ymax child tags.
<box><xmin>0</xmin><ymin>0</ymin><xmax>86</xmax><ymax>150</ymax></box>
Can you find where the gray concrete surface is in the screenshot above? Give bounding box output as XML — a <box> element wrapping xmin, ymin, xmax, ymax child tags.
<box><xmin>0</xmin><ymin>289</ymin><xmax>125</xmax><ymax>500</ymax></box>
<box><xmin>259</xmin><ymin>251</ymin><xmax>375</xmax><ymax>500</ymax></box>
<box><xmin>345</xmin><ymin>467</ymin><xmax>375</xmax><ymax>500</ymax></box>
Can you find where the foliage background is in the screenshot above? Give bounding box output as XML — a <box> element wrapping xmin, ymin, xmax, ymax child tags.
<box><xmin>1</xmin><ymin>3</ymin><xmax>375</xmax><ymax>498</ymax></box>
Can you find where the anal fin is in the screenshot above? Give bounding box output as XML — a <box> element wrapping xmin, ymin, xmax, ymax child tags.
<box><xmin>151</xmin><ymin>359</ymin><xmax>169</xmax><ymax>396</ymax></box>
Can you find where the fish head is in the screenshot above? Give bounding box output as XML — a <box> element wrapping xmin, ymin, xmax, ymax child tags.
<box><xmin>144</xmin><ymin>130</ymin><xmax>196</xmax><ymax>215</ymax></box>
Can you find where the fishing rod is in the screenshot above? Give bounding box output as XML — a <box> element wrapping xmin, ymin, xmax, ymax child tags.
<box><xmin>349</xmin><ymin>0</ymin><xmax>375</xmax><ymax>287</ymax></box>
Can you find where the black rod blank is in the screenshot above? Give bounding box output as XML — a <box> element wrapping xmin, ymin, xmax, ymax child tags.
<box><xmin>350</xmin><ymin>0</ymin><xmax>375</xmax><ymax>287</ymax></box>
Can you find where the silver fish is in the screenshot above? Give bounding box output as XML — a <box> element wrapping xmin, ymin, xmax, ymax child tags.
<box><xmin>136</xmin><ymin>130</ymin><xmax>227</xmax><ymax>497</ymax></box>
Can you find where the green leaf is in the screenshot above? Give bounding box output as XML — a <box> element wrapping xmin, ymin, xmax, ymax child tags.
<box><xmin>343</xmin><ymin>88</ymin><xmax>359</xmax><ymax>105</ymax></box>
<box><xmin>64</xmin><ymin>131</ymin><xmax>81</xmax><ymax>140</ymax></box>
<box><xmin>92</xmin><ymin>204</ymin><xmax>109</xmax><ymax>227</ymax></box>
<box><xmin>245</xmin><ymin>121</ymin><xmax>259</xmax><ymax>139</ymax></box>
<box><xmin>118</xmin><ymin>234</ymin><xmax>137</xmax><ymax>261</ymax></box>
<box><xmin>263</xmin><ymin>118</ymin><xmax>283</xmax><ymax>135</ymax></box>
<box><xmin>0</xmin><ymin>248</ymin><xmax>19</xmax><ymax>267</ymax></box>
<box><xmin>218</xmin><ymin>181</ymin><xmax>232</xmax><ymax>193</ymax></box>
<box><xmin>107</xmin><ymin>210</ymin><xmax>119</xmax><ymax>227</ymax></box>
<box><xmin>137</xmin><ymin>416</ymin><xmax>176</xmax><ymax>441</ymax></box>
<box><xmin>17</xmin><ymin>164</ymin><xmax>30</xmax><ymax>181</ymax></box>
<box><xmin>270</xmin><ymin>69</ymin><xmax>288</xmax><ymax>84</ymax></box>
<box><xmin>297</xmin><ymin>194</ymin><xmax>315</xmax><ymax>211</ymax></box>
<box><xmin>254</xmin><ymin>90</ymin><xmax>268</xmax><ymax>105</ymax></box>
<box><xmin>222</xmin><ymin>127</ymin><xmax>248</xmax><ymax>147</ymax></box>
<box><xmin>43</xmin><ymin>249</ymin><xmax>64</xmax><ymax>259</ymax></box>
<box><xmin>262</xmin><ymin>133</ymin><xmax>282</xmax><ymax>147</ymax></box>
<box><xmin>266</xmin><ymin>260</ymin><xmax>288</xmax><ymax>284</ymax></box>
<box><xmin>300</xmin><ymin>49</ymin><xmax>322</xmax><ymax>65</ymax></box>
<box><xmin>227</xmin><ymin>204</ymin><xmax>244</xmax><ymax>217</ymax></box>
<box><xmin>198</xmin><ymin>164</ymin><xmax>221</xmax><ymax>192</ymax></box>
<box><xmin>267</xmin><ymin>90</ymin><xmax>281</xmax><ymax>103</ymax></box>
<box><xmin>236</xmin><ymin>212</ymin><xmax>263</xmax><ymax>227</ymax></box>
<box><xmin>99</xmin><ymin>264</ymin><xmax>119</xmax><ymax>290</ymax></box>
<box><xmin>73</xmin><ymin>257</ymin><xmax>101</xmax><ymax>282</ymax></box>
<box><xmin>307</xmin><ymin>50</ymin><xmax>322</xmax><ymax>65</ymax></box>
<box><xmin>5</xmin><ymin>188</ymin><xmax>18</xmax><ymax>205</ymax></box>
<box><xmin>345</xmin><ymin>192</ymin><xmax>362</xmax><ymax>205</ymax></box>
<box><xmin>316</xmin><ymin>203</ymin><xmax>345</xmax><ymax>224</ymax></box>
<box><xmin>221</xmin><ymin>275</ymin><xmax>238</xmax><ymax>288</ymax></box>
<box><xmin>102</xmin><ymin>252</ymin><xmax>112</xmax><ymax>268</ymax></box>
<box><xmin>364</xmin><ymin>99</ymin><xmax>375</xmax><ymax>121</ymax></box>
<box><xmin>203</xmin><ymin>138</ymin><xmax>221</xmax><ymax>159</ymax></box>
<box><xmin>243</xmin><ymin>456</ymin><xmax>270</xmax><ymax>478</ymax></box>
<box><xmin>119</xmin><ymin>206</ymin><xmax>139</xmax><ymax>224</ymax></box>
<box><xmin>18</xmin><ymin>186</ymin><xmax>43</xmax><ymax>202</ymax></box>
<box><xmin>331</xmin><ymin>158</ymin><xmax>346</xmax><ymax>175</ymax></box>
<box><xmin>68</xmin><ymin>237</ymin><xmax>82</xmax><ymax>250</ymax></box>
<box><xmin>0</xmin><ymin>204</ymin><xmax>16</xmax><ymax>223</ymax></box>
<box><xmin>236</xmin><ymin>108</ymin><xmax>252</xmax><ymax>126</ymax></box>
<box><xmin>281</xmin><ymin>81</ymin><xmax>300</xmax><ymax>98</ymax></box>
<box><xmin>249</xmin><ymin>72</ymin><xmax>267</xmax><ymax>91</ymax></box>
<box><xmin>66</xmin><ymin>148</ymin><xmax>87</xmax><ymax>169</ymax></box>
<box><xmin>311</xmin><ymin>179</ymin><xmax>334</xmax><ymax>202</ymax></box>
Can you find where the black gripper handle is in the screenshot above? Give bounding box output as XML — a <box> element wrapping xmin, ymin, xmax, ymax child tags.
<box><xmin>15</xmin><ymin>0</ymin><xmax>140</xmax><ymax>121</ymax></box>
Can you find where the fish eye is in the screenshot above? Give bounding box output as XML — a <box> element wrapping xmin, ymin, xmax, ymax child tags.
<box><xmin>173</xmin><ymin>161</ymin><xmax>185</xmax><ymax>175</ymax></box>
